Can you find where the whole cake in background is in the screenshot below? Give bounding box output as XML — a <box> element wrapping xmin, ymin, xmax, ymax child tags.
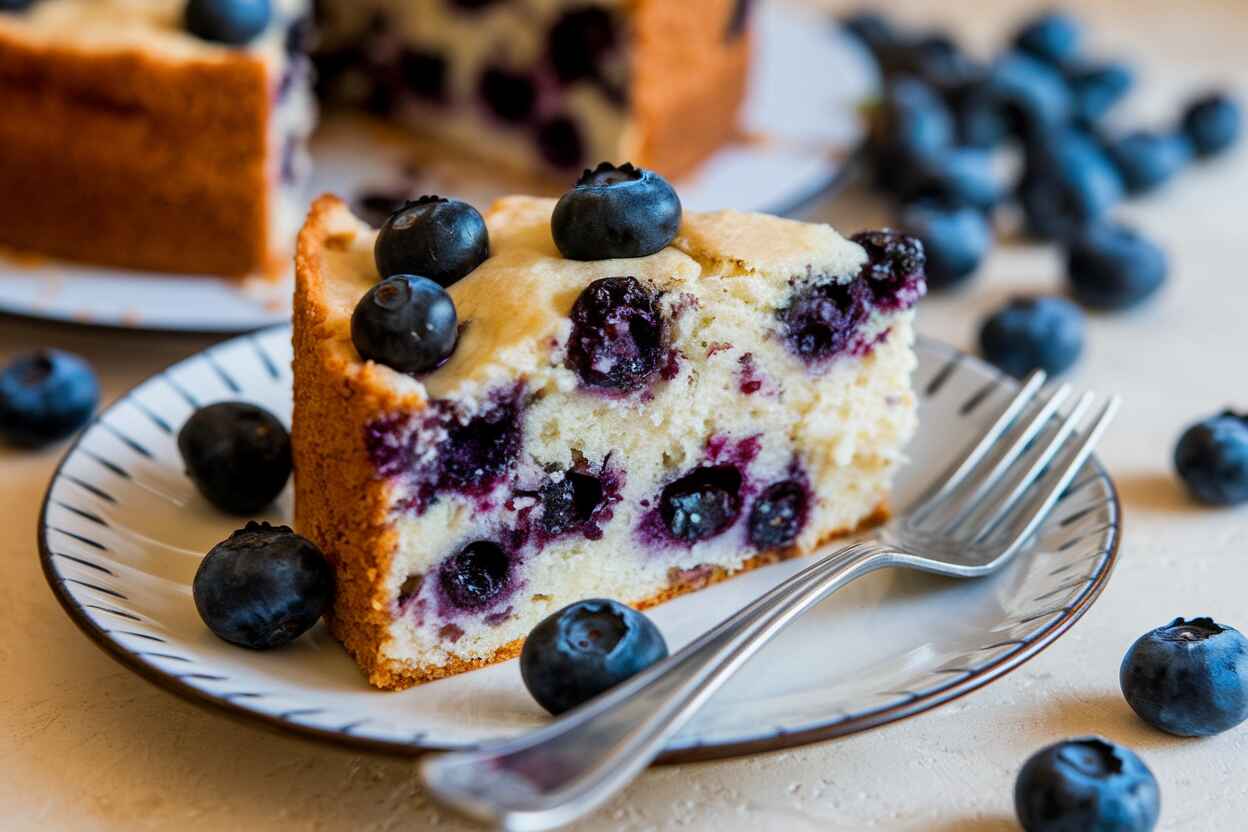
<box><xmin>292</xmin><ymin>167</ymin><xmax>925</xmax><ymax>689</ymax></box>
<box><xmin>0</xmin><ymin>0</ymin><xmax>753</xmax><ymax>277</ymax></box>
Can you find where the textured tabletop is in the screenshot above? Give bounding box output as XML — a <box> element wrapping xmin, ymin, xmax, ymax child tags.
<box><xmin>2</xmin><ymin>1</ymin><xmax>1247</xmax><ymax>829</ymax></box>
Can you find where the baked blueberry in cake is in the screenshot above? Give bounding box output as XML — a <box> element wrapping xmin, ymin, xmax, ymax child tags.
<box><xmin>292</xmin><ymin>166</ymin><xmax>924</xmax><ymax>689</ymax></box>
<box><xmin>0</xmin><ymin>0</ymin><xmax>317</xmax><ymax>276</ymax></box>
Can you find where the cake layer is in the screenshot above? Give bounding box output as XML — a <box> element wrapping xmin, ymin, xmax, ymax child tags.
<box><xmin>314</xmin><ymin>0</ymin><xmax>750</xmax><ymax>180</ymax></box>
<box><xmin>294</xmin><ymin>194</ymin><xmax>923</xmax><ymax>690</ymax></box>
<box><xmin>0</xmin><ymin>0</ymin><xmax>313</xmax><ymax>277</ymax></box>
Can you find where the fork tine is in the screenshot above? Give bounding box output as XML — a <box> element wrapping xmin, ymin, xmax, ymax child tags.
<box><xmin>971</xmin><ymin>392</ymin><xmax>1101</xmax><ymax>543</ymax></box>
<box><xmin>908</xmin><ymin>370</ymin><xmax>1046</xmax><ymax>523</ymax></box>
<box><xmin>935</xmin><ymin>383</ymin><xmax>1073</xmax><ymax>535</ymax></box>
<box><xmin>982</xmin><ymin>395</ymin><xmax>1120</xmax><ymax>553</ymax></box>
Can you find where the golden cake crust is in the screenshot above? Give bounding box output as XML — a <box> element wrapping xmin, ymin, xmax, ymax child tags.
<box><xmin>0</xmin><ymin>27</ymin><xmax>275</xmax><ymax>276</ymax></box>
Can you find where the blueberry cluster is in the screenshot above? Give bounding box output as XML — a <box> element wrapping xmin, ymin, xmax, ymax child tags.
<box><xmin>844</xmin><ymin>9</ymin><xmax>1241</xmax><ymax>380</ymax></box>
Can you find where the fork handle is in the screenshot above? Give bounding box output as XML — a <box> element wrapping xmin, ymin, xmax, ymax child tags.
<box><xmin>420</xmin><ymin>541</ymin><xmax>899</xmax><ymax>831</ymax></box>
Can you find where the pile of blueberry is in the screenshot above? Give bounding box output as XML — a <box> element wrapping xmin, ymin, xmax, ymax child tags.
<box><xmin>842</xmin><ymin>8</ymin><xmax>1241</xmax><ymax>380</ymax></box>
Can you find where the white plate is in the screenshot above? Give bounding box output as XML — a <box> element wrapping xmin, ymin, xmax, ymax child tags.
<box><xmin>38</xmin><ymin>329</ymin><xmax>1122</xmax><ymax>762</ymax></box>
<box><xmin>0</xmin><ymin>1</ymin><xmax>872</xmax><ymax>334</ymax></box>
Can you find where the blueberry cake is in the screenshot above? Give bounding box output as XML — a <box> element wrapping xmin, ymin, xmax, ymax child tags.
<box><xmin>0</xmin><ymin>0</ymin><xmax>750</xmax><ymax>277</ymax></box>
<box><xmin>292</xmin><ymin>186</ymin><xmax>925</xmax><ymax>689</ymax></box>
<box><xmin>314</xmin><ymin>0</ymin><xmax>752</xmax><ymax>180</ymax></box>
<box><xmin>0</xmin><ymin>0</ymin><xmax>315</xmax><ymax>276</ymax></box>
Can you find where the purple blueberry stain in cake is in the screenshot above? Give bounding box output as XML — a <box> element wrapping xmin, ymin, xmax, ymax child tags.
<box><xmin>439</xmin><ymin>395</ymin><xmax>523</xmax><ymax>497</ymax></box>
<box><xmin>484</xmin><ymin>606</ymin><xmax>514</xmax><ymax>626</ymax></box>
<box><xmin>851</xmin><ymin>229</ymin><xmax>928</xmax><ymax>312</ymax></box>
<box><xmin>780</xmin><ymin>275</ymin><xmax>872</xmax><ymax>364</ymax></box>
<box><xmin>364</xmin><ymin>384</ymin><xmax>526</xmax><ymax>513</ymax></box>
<box><xmin>659</xmin><ymin>349</ymin><xmax>683</xmax><ymax>382</ymax></box>
<box><xmin>480</xmin><ymin>66</ymin><xmax>538</xmax><ymax>124</ymax></box>
<box><xmin>705</xmin><ymin>433</ymin><xmax>762</xmax><ymax>469</ymax></box>
<box><xmin>535</xmin><ymin>115</ymin><xmax>586</xmax><ymax>170</ymax></box>
<box><xmin>279</xmin><ymin>135</ymin><xmax>301</xmax><ymax>185</ymax></box>
<box><xmin>737</xmin><ymin>352</ymin><xmax>763</xmax><ymax>395</ymax></box>
<box><xmin>438</xmin><ymin>540</ymin><xmax>515</xmax><ymax>614</ymax></box>
<box><xmin>566</xmin><ymin>277</ymin><xmax>665</xmax><ymax>392</ymax></box>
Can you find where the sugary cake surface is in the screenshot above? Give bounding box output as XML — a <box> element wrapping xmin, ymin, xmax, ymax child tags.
<box><xmin>293</xmin><ymin>194</ymin><xmax>923</xmax><ymax>689</ymax></box>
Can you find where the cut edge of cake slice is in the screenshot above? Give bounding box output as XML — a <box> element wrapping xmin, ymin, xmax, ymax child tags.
<box><xmin>293</xmin><ymin>193</ymin><xmax>924</xmax><ymax>690</ymax></box>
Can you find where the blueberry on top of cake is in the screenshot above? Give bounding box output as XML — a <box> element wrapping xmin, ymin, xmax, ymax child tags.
<box><xmin>292</xmin><ymin>169</ymin><xmax>924</xmax><ymax>690</ymax></box>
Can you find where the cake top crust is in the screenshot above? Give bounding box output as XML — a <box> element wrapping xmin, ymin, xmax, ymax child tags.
<box><xmin>0</xmin><ymin>0</ymin><xmax>302</xmax><ymax>65</ymax></box>
<box><xmin>297</xmin><ymin>194</ymin><xmax>868</xmax><ymax>406</ymax></box>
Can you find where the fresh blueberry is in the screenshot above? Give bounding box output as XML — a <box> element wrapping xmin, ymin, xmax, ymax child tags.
<box><xmin>565</xmin><ymin>276</ymin><xmax>664</xmax><ymax>391</ymax></box>
<box><xmin>551</xmin><ymin>162</ymin><xmax>681</xmax><ymax>261</ymax></box>
<box><xmin>748</xmin><ymin>480</ymin><xmax>809</xmax><ymax>548</ymax></box>
<box><xmin>0</xmin><ymin>350</ymin><xmax>98</xmax><ymax>448</ymax></box>
<box><xmin>897</xmin><ymin>147</ymin><xmax>1004</xmax><ymax>211</ymax></box>
<box><xmin>1013</xmin><ymin>11</ymin><xmax>1082</xmax><ymax>67</ymax></box>
<box><xmin>177</xmin><ymin>401</ymin><xmax>292</xmax><ymax>515</ymax></box>
<box><xmin>1014</xmin><ymin>737</ymin><xmax>1160</xmax><ymax>832</ymax></box>
<box><xmin>520</xmin><ymin>598</ymin><xmax>668</xmax><ymax>715</ymax></box>
<box><xmin>1121</xmin><ymin>617</ymin><xmax>1248</xmax><ymax>737</ymax></box>
<box><xmin>868</xmin><ymin>78</ymin><xmax>954</xmax><ymax>192</ymax></box>
<box><xmin>1066</xmin><ymin>62</ymin><xmax>1134</xmax><ymax>125</ymax></box>
<box><xmin>1180</xmin><ymin>92</ymin><xmax>1242</xmax><ymax>158</ymax></box>
<box><xmin>780</xmin><ymin>274</ymin><xmax>871</xmax><ymax>362</ymax></box>
<box><xmin>850</xmin><ymin>229</ymin><xmax>927</xmax><ymax>310</ymax></box>
<box><xmin>184</xmin><ymin>0</ymin><xmax>271</xmax><ymax>45</ymax></box>
<box><xmin>906</xmin><ymin>31</ymin><xmax>984</xmax><ymax>95</ymax></box>
<box><xmin>1066</xmin><ymin>223</ymin><xmax>1167</xmax><ymax>311</ymax></box>
<box><xmin>900</xmin><ymin>203</ymin><xmax>992</xmax><ymax>290</ymax></box>
<box><xmin>439</xmin><ymin>541</ymin><xmax>512</xmax><ymax>611</ymax></box>
<box><xmin>535</xmin><ymin>115</ymin><xmax>585</xmax><ymax>170</ymax></box>
<box><xmin>1019</xmin><ymin>128</ymin><xmax>1123</xmax><ymax>240</ymax></box>
<box><xmin>479</xmin><ymin>66</ymin><xmax>537</xmax><ymax>124</ymax></box>
<box><xmin>952</xmin><ymin>82</ymin><xmax>1011</xmax><ymax>149</ymax></box>
<box><xmin>1174</xmin><ymin>411</ymin><xmax>1248</xmax><ymax>506</ymax></box>
<box><xmin>538</xmin><ymin>472</ymin><xmax>604</xmax><ymax>538</ymax></box>
<box><xmin>986</xmin><ymin>51</ymin><xmax>1073</xmax><ymax>137</ymax></box>
<box><xmin>193</xmin><ymin>521</ymin><xmax>334</xmax><ymax>650</ymax></box>
<box><xmin>351</xmin><ymin>275</ymin><xmax>459</xmax><ymax>375</ymax></box>
<box><xmin>659</xmin><ymin>466</ymin><xmax>742</xmax><ymax>543</ymax></box>
<box><xmin>979</xmin><ymin>297</ymin><xmax>1085</xmax><ymax>379</ymax></box>
<box><xmin>547</xmin><ymin>6</ymin><xmax>618</xmax><ymax>84</ymax></box>
<box><xmin>1106</xmin><ymin>131</ymin><xmax>1191</xmax><ymax>195</ymax></box>
<box><xmin>374</xmin><ymin>196</ymin><xmax>489</xmax><ymax>287</ymax></box>
<box><xmin>839</xmin><ymin>10</ymin><xmax>900</xmax><ymax>59</ymax></box>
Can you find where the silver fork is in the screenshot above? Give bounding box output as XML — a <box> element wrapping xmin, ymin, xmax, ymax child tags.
<box><xmin>420</xmin><ymin>370</ymin><xmax>1119</xmax><ymax>831</ymax></box>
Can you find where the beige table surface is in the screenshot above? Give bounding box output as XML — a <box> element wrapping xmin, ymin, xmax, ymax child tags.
<box><xmin>3</xmin><ymin>2</ymin><xmax>1247</xmax><ymax>830</ymax></box>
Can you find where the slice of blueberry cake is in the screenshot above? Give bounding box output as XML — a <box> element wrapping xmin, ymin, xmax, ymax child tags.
<box><xmin>293</xmin><ymin>168</ymin><xmax>924</xmax><ymax>690</ymax></box>
<box><xmin>0</xmin><ymin>0</ymin><xmax>315</xmax><ymax>277</ymax></box>
<box><xmin>314</xmin><ymin>0</ymin><xmax>752</xmax><ymax>180</ymax></box>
